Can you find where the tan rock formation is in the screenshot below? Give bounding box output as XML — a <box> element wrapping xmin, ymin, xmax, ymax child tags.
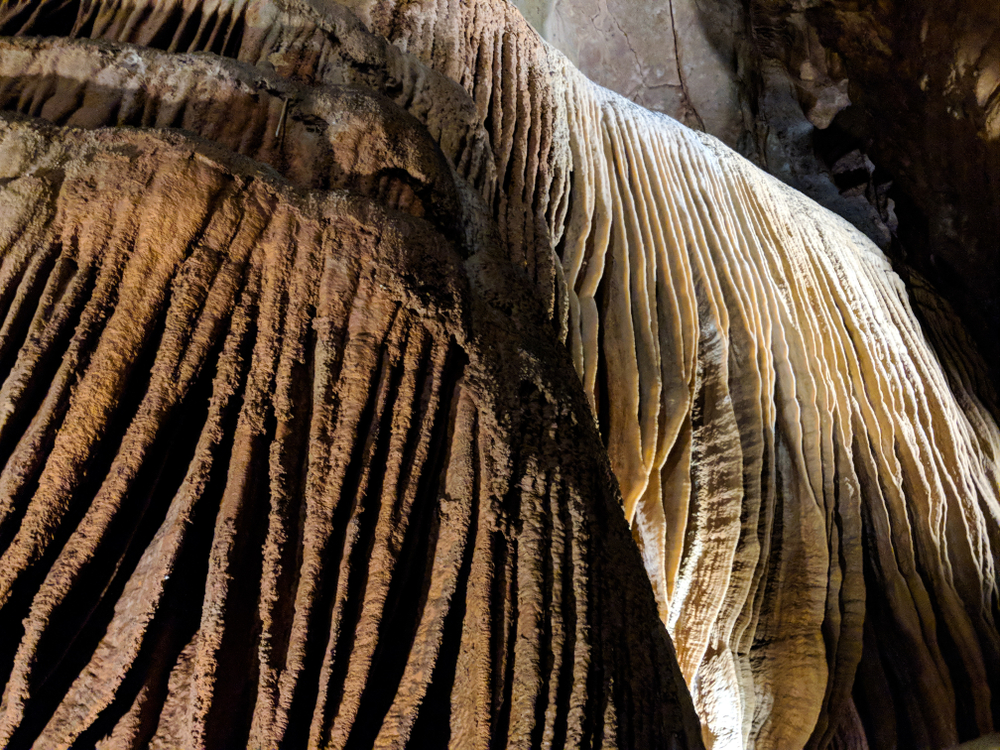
<box><xmin>0</xmin><ymin>113</ymin><xmax>701</xmax><ymax>748</ymax></box>
<box><xmin>0</xmin><ymin>1</ymin><xmax>998</xmax><ymax>749</ymax></box>
<box><xmin>748</xmin><ymin>0</ymin><xmax>1000</xmax><ymax>387</ymax></box>
<box><xmin>341</xmin><ymin>3</ymin><xmax>1000</xmax><ymax>747</ymax></box>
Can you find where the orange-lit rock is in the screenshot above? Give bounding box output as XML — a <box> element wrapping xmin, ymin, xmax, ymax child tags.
<box><xmin>0</xmin><ymin>1</ymin><xmax>997</xmax><ymax>748</ymax></box>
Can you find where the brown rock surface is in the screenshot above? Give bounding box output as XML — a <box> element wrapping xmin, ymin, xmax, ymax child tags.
<box><xmin>0</xmin><ymin>113</ymin><xmax>701</xmax><ymax>748</ymax></box>
<box><xmin>0</xmin><ymin>1</ymin><xmax>999</xmax><ymax>749</ymax></box>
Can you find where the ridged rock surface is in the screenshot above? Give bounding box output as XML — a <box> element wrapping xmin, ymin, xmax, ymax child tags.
<box><xmin>0</xmin><ymin>113</ymin><xmax>703</xmax><ymax>748</ymax></box>
<box><xmin>739</xmin><ymin>0</ymin><xmax>1000</xmax><ymax>387</ymax></box>
<box><xmin>0</xmin><ymin>1</ymin><xmax>999</xmax><ymax>749</ymax></box>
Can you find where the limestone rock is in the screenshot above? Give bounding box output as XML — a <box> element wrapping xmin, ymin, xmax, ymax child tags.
<box><xmin>515</xmin><ymin>0</ymin><xmax>999</xmax><ymax>395</ymax></box>
<box><xmin>345</xmin><ymin>1</ymin><xmax>1000</xmax><ymax>745</ymax></box>
<box><xmin>0</xmin><ymin>1</ymin><xmax>999</xmax><ymax>749</ymax></box>
<box><xmin>0</xmin><ymin>8</ymin><xmax>705</xmax><ymax>746</ymax></box>
<box><xmin>0</xmin><ymin>113</ymin><xmax>702</xmax><ymax>748</ymax></box>
<box><xmin>748</xmin><ymin>0</ymin><xmax>1000</xmax><ymax>386</ymax></box>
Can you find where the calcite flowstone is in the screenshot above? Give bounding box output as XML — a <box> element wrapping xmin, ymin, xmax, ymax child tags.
<box><xmin>750</xmin><ymin>0</ymin><xmax>1000</xmax><ymax>383</ymax></box>
<box><xmin>0</xmin><ymin>115</ymin><xmax>701</xmax><ymax>748</ymax></box>
<box><xmin>0</xmin><ymin>1</ymin><xmax>998</xmax><ymax>749</ymax></box>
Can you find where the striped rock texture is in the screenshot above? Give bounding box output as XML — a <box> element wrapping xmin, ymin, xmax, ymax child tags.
<box><xmin>0</xmin><ymin>1</ymin><xmax>998</xmax><ymax>749</ymax></box>
<box><xmin>0</xmin><ymin>113</ymin><xmax>702</xmax><ymax>748</ymax></box>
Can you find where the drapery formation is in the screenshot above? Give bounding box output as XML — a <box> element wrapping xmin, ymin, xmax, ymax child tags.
<box><xmin>0</xmin><ymin>111</ymin><xmax>701</xmax><ymax>750</ymax></box>
<box><xmin>0</xmin><ymin>1</ymin><xmax>998</xmax><ymax>748</ymax></box>
<box><xmin>0</xmin><ymin>27</ymin><xmax>703</xmax><ymax>750</ymax></box>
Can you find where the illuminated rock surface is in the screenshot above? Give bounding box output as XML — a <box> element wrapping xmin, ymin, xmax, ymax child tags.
<box><xmin>0</xmin><ymin>113</ymin><xmax>701</xmax><ymax>749</ymax></box>
<box><xmin>0</xmin><ymin>1</ymin><xmax>998</xmax><ymax>748</ymax></box>
<box><xmin>512</xmin><ymin>0</ymin><xmax>1000</xmax><ymax>386</ymax></box>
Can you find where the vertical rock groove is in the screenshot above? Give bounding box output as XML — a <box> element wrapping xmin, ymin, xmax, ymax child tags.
<box><xmin>0</xmin><ymin>109</ymin><xmax>702</xmax><ymax>748</ymax></box>
<box><xmin>0</xmin><ymin>1</ymin><xmax>997</xmax><ymax>748</ymax></box>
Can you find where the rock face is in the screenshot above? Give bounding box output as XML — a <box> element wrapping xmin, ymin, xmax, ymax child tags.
<box><xmin>515</xmin><ymin>0</ymin><xmax>1000</xmax><ymax>394</ymax></box>
<box><xmin>0</xmin><ymin>19</ymin><xmax>703</xmax><ymax>750</ymax></box>
<box><xmin>0</xmin><ymin>1</ymin><xmax>999</xmax><ymax>750</ymax></box>
<box><xmin>759</xmin><ymin>0</ymin><xmax>1000</xmax><ymax>392</ymax></box>
<box><xmin>510</xmin><ymin>0</ymin><xmax>742</xmax><ymax>144</ymax></box>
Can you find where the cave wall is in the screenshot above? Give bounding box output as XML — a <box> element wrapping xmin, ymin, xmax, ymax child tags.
<box><xmin>774</xmin><ymin>0</ymin><xmax>1000</xmax><ymax>392</ymax></box>
<box><xmin>510</xmin><ymin>0</ymin><xmax>745</xmax><ymax>145</ymax></box>
<box><xmin>0</xmin><ymin>10</ymin><xmax>704</xmax><ymax>749</ymax></box>
<box><xmin>0</xmin><ymin>1</ymin><xmax>998</xmax><ymax>749</ymax></box>
<box><xmin>515</xmin><ymin>0</ymin><xmax>1000</xmax><ymax>396</ymax></box>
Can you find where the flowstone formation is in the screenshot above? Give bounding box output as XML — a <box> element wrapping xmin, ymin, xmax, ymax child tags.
<box><xmin>512</xmin><ymin>0</ymin><xmax>1000</xmax><ymax>393</ymax></box>
<box><xmin>744</xmin><ymin>0</ymin><xmax>1000</xmax><ymax>385</ymax></box>
<box><xmin>0</xmin><ymin>21</ymin><xmax>705</xmax><ymax>750</ymax></box>
<box><xmin>0</xmin><ymin>1</ymin><xmax>998</xmax><ymax>749</ymax></box>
